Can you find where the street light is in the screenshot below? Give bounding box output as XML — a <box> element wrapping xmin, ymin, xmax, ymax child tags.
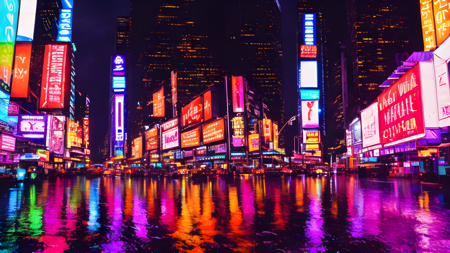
<box><xmin>278</xmin><ymin>114</ymin><xmax>301</xmax><ymax>136</ymax></box>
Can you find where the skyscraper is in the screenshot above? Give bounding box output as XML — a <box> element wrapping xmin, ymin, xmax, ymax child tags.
<box><xmin>116</xmin><ymin>16</ymin><xmax>131</xmax><ymax>54</ymax></box>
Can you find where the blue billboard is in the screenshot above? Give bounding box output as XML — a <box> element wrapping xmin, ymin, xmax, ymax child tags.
<box><xmin>56</xmin><ymin>0</ymin><xmax>73</xmax><ymax>42</ymax></box>
<box><xmin>300</xmin><ymin>89</ymin><xmax>320</xmax><ymax>100</ymax></box>
<box><xmin>303</xmin><ymin>13</ymin><xmax>315</xmax><ymax>45</ymax></box>
<box><xmin>112</xmin><ymin>55</ymin><xmax>126</xmax><ymax>92</ymax></box>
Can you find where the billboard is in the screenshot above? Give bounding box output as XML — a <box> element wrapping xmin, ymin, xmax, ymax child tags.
<box><xmin>435</xmin><ymin>61</ymin><xmax>450</xmax><ymax>120</ymax></box>
<box><xmin>67</xmin><ymin>119</ymin><xmax>82</xmax><ymax>148</ymax></box>
<box><xmin>153</xmin><ymin>87</ymin><xmax>165</xmax><ymax>117</ymax></box>
<box><xmin>56</xmin><ymin>0</ymin><xmax>73</xmax><ymax>42</ymax></box>
<box><xmin>161</xmin><ymin>118</ymin><xmax>179</xmax><ymax>150</ymax></box>
<box><xmin>273</xmin><ymin>122</ymin><xmax>279</xmax><ymax>150</ymax></box>
<box><xmin>361</xmin><ymin>102</ymin><xmax>380</xmax><ymax>148</ymax></box>
<box><xmin>263</xmin><ymin>118</ymin><xmax>272</xmax><ymax>143</ymax></box>
<box><xmin>0</xmin><ymin>0</ymin><xmax>19</xmax><ymax>86</ymax></box>
<box><xmin>231</xmin><ymin>116</ymin><xmax>245</xmax><ymax>147</ymax></box>
<box><xmin>299</xmin><ymin>61</ymin><xmax>318</xmax><ymax>88</ymax></box>
<box><xmin>301</xmin><ymin>100</ymin><xmax>319</xmax><ymax>128</ymax></box>
<box><xmin>303</xmin><ymin>13</ymin><xmax>316</xmax><ymax>45</ymax></box>
<box><xmin>40</xmin><ymin>44</ymin><xmax>68</xmax><ymax>109</ymax></box>
<box><xmin>36</xmin><ymin>149</ymin><xmax>49</xmax><ymax>162</ymax></box>
<box><xmin>433</xmin><ymin>0</ymin><xmax>450</xmax><ymax>47</ymax></box>
<box><xmin>232</xmin><ymin>76</ymin><xmax>244</xmax><ymax>113</ymax></box>
<box><xmin>303</xmin><ymin>130</ymin><xmax>320</xmax><ymax>143</ymax></box>
<box><xmin>114</xmin><ymin>94</ymin><xmax>124</xmax><ymax>142</ymax></box>
<box><xmin>204</xmin><ymin>90</ymin><xmax>212</xmax><ymax>121</ymax></box>
<box><xmin>112</xmin><ymin>55</ymin><xmax>126</xmax><ymax>92</ymax></box>
<box><xmin>16</xmin><ymin>0</ymin><xmax>38</xmax><ymax>41</ymax></box>
<box><xmin>83</xmin><ymin>117</ymin><xmax>89</xmax><ymax>147</ymax></box>
<box><xmin>145</xmin><ymin>127</ymin><xmax>158</xmax><ymax>151</ymax></box>
<box><xmin>0</xmin><ymin>134</ymin><xmax>15</xmax><ymax>151</ymax></box>
<box><xmin>378</xmin><ymin>65</ymin><xmax>424</xmax><ymax>145</ymax></box>
<box><xmin>49</xmin><ymin>115</ymin><xmax>65</xmax><ymax>155</ymax></box>
<box><xmin>171</xmin><ymin>70</ymin><xmax>177</xmax><ymax>116</ymax></box>
<box><xmin>182</xmin><ymin>96</ymin><xmax>203</xmax><ymax>127</ymax></box>
<box><xmin>300</xmin><ymin>89</ymin><xmax>320</xmax><ymax>100</ymax></box>
<box><xmin>300</xmin><ymin>45</ymin><xmax>317</xmax><ymax>58</ymax></box>
<box><xmin>248</xmin><ymin>134</ymin><xmax>259</xmax><ymax>152</ymax></box>
<box><xmin>18</xmin><ymin>115</ymin><xmax>47</xmax><ymax>139</ymax></box>
<box><xmin>420</xmin><ymin>0</ymin><xmax>437</xmax><ymax>51</ymax></box>
<box><xmin>181</xmin><ymin>127</ymin><xmax>200</xmax><ymax>148</ymax></box>
<box><xmin>133</xmin><ymin>136</ymin><xmax>142</xmax><ymax>159</ymax></box>
<box><xmin>11</xmin><ymin>42</ymin><xmax>32</xmax><ymax>98</ymax></box>
<box><xmin>202</xmin><ymin>118</ymin><xmax>225</xmax><ymax>144</ymax></box>
<box><xmin>350</xmin><ymin>120</ymin><xmax>362</xmax><ymax>144</ymax></box>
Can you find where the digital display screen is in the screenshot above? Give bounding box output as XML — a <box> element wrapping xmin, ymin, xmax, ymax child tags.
<box><xmin>40</xmin><ymin>44</ymin><xmax>67</xmax><ymax>109</ymax></box>
<box><xmin>232</xmin><ymin>76</ymin><xmax>244</xmax><ymax>113</ymax></box>
<box><xmin>303</xmin><ymin>13</ymin><xmax>316</xmax><ymax>45</ymax></box>
<box><xmin>202</xmin><ymin>118</ymin><xmax>225</xmax><ymax>144</ymax></box>
<box><xmin>16</xmin><ymin>0</ymin><xmax>37</xmax><ymax>42</ymax></box>
<box><xmin>299</xmin><ymin>61</ymin><xmax>318</xmax><ymax>88</ymax></box>
<box><xmin>153</xmin><ymin>87</ymin><xmax>165</xmax><ymax>117</ymax></box>
<box><xmin>301</xmin><ymin>100</ymin><xmax>319</xmax><ymax>128</ymax></box>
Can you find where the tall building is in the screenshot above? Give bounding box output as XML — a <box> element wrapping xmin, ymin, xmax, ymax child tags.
<box><xmin>116</xmin><ymin>16</ymin><xmax>131</xmax><ymax>54</ymax></box>
<box><xmin>33</xmin><ymin>0</ymin><xmax>61</xmax><ymax>43</ymax></box>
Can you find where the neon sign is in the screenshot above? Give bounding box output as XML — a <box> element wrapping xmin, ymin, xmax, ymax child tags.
<box><xmin>303</xmin><ymin>13</ymin><xmax>316</xmax><ymax>45</ymax></box>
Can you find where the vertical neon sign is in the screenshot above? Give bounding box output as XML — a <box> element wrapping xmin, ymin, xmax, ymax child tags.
<box><xmin>303</xmin><ymin>13</ymin><xmax>315</xmax><ymax>45</ymax></box>
<box><xmin>56</xmin><ymin>0</ymin><xmax>73</xmax><ymax>42</ymax></box>
<box><xmin>232</xmin><ymin>76</ymin><xmax>244</xmax><ymax>113</ymax></box>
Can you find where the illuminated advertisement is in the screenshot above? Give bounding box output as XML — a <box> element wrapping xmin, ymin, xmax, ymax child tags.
<box><xmin>0</xmin><ymin>0</ymin><xmax>19</xmax><ymax>87</ymax></box>
<box><xmin>202</xmin><ymin>118</ymin><xmax>225</xmax><ymax>144</ymax></box>
<box><xmin>231</xmin><ymin>116</ymin><xmax>245</xmax><ymax>147</ymax></box>
<box><xmin>49</xmin><ymin>115</ymin><xmax>65</xmax><ymax>155</ymax></box>
<box><xmin>16</xmin><ymin>0</ymin><xmax>37</xmax><ymax>41</ymax></box>
<box><xmin>299</xmin><ymin>61</ymin><xmax>318</xmax><ymax>88</ymax></box>
<box><xmin>204</xmin><ymin>90</ymin><xmax>212</xmax><ymax>121</ymax></box>
<box><xmin>263</xmin><ymin>118</ymin><xmax>272</xmax><ymax>143</ymax></box>
<box><xmin>153</xmin><ymin>87</ymin><xmax>165</xmax><ymax>117</ymax></box>
<box><xmin>232</xmin><ymin>76</ymin><xmax>244</xmax><ymax>113</ymax></box>
<box><xmin>56</xmin><ymin>0</ymin><xmax>73</xmax><ymax>42</ymax></box>
<box><xmin>83</xmin><ymin>117</ymin><xmax>89</xmax><ymax>147</ymax></box>
<box><xmin>420</xmin><ymin>0</ymin><xmax>436</xmax><ymax>51</ymax></box>
<box><xmin>182</xmin><ymin>96</ymin><xmax>202</xmax><ymax>127</ymax></box>
<box><xmin>435</xmin><ymin>61</ymin><xmax>450</xmax><ymax>120</ymax></box>
<box><xmin>303</xmin><ymin>130</ymin><xmax>320</xmax><ymax>144</ymax></box>
<box><xmin>67</xmin><ymin>119</ymin><xmax>82</xmax><ymax>148</ymax></box>
<box><xmin>361</xmin><ymin>102</ymin><xmax>380</xmax><ymax>147</ymax></box>
<box><xmin>378</xmin><ymin>65</ymin><xmax>424</xmax><ymax>144</ymax></box>
<box><xmin>350</xmin><ymin>120</ymin><xmax>362</xmax><ymax>144</ymax></box>
<box><xmin>145</xmin><ymin>127</ymin><xmax>158</xmax><ymax>151</ymax></box>
<box><xmin>40</xmin><ymin>44</ymin><xmax>68</xmax><ymax>109</ymax></box>
<box><xmin>114</xmin><ymin>94</ymin><xmax>124</xmax><ymax>142</ymax></box>
<box><xmin>300</xmin><ymin>89</ymin><xmax>320</xmax><ymax>100</ymax></box>
<box><xmin>0</xmin><ymin>134</ymin><xmax>15</xmax><ymax>151</ymax></box>
<box><xmin>171</xmin><ymin>70</ymin><xmax>177</xmax><ymax>116</ymax></box>
<box><xmin>303</xmin><ymin>13</ymin><xmax>316</xmax><ymax>45</ymax></box>
<box><xmin>36</xmin><ymin>149</ymin><xmax>49</xmax><ymax>162</ymax></box>
<box><xmin>273</xmin><ymin>123</ymin><xmax>279</xmax><ymax>150</ymax></box>
<box><xmin>301</xmin><ymin>100</ymin><xmax>319</xmax><ymax>128</ymax></box>
<box><xmin>133</xmin><ymin>136</ymin><xmax>142</xmax><ymax>159</ymax></box>
<box><xmin>249</xmin><ymin>134</ymin><xmax>259</xmax><ymax>152</ymax></box>
<box><xmin>11</xmin><ymin>42</ymin><xmax>32</xmax><ymax>98</ymax></box>
<box><xmin>300</xmin><ymin>45</ymin><xmax>317</xmax><ymax>58</ymax></box>
<box><xmin>8</xmin><ymin>101</ymin><xmax>18</xmax><ymax>116</ymax></box>
<box><xmin>112</xmin><ymin>55</ymin><xmax>126</xmax><ymax>92</ymax></box>
<box><xmin>208</xmin><ymin>143</ymin><xmax>226</xmax><ymax>154</ymax></box>
<box><xmin>162</xmin><ymin>118</ymin><xmax>179</xmax><ymax>150</ymax></box>
<box><xmin>433</xmin><ymin>0</ymin><xmax>450</xmax><ymax>47</ymax></box>
<box><xmin>181</xmin><ymin>127</ymin><xmax>200</xmax><ymax>148</ymax></box>
<box><xmin>18</xmin><ymin>115</ymin><xmax>47</xmax><ymax>139</ymax></box>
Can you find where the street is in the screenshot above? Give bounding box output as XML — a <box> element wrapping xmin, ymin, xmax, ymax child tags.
<box><xmin>1</xmin><ymin>175</ymin><xmax>449</xmax><ymax>252</ymax></box>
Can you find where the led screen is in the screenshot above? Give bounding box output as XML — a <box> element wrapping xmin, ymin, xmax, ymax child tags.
<box><xmin>114</xmin><ymin>94</ymin><xmax>124</xmax><ymax>149</ymax></box>
<box><xmin>182</xmin><ymin>96</ymin><xmax>202</xmax><ymax>127</ymax></box>
<box><xmin>16</xmin><ymin>0</ymin><xmax>37</xmax><ymax>42</ymax></box>
<box><xmin>301</xmin><ymin>100</ymin><xmax>319</xmax><ymax>128</ymax></box>
<box><xmin>202</xmin><ymin>118</ymin><xmax>225</xmax><ymax>144</ymax></box>
<box><xmin>303</xmin><ymin>130</ymin><xmax>320</xmax><ymax>144</ymax></box>
<box><xmin>249</xmin><ymin>134</ymin><xmax>259</xmax><ymax>152</ymax></box>
<box><xmin>1</xmin><ymin>134</ymin><xmax>15</xmax><ymax>151</ymax></box>
<box><xmin>153</xmin><ymin>87</ymin><xmax>164</xmax><ymax>117</ymax></box>
<box><xmin>40</xmin><ymin>44</ymin><xmax>67</xmax><ymax>109</ymax></box>
<box><xmin>133</xmin><ymin>136</ymin><xmax>142</xmax><ymax>159</ymax></box>
<box><xmin>232</xmin><ymin>76</ymin><xmax>244</xmax><ymax>113</ymax></box>
<box><xmin>161</xmin><ymin>118</ymin><xmax>179</xmax><ymax>150</ymax></box>
<box><xmin>67</xmin><ymin>119</ymin><xmax>82</xmax><ymax>148</ymax></box>
<box><xmin>0</xmin><ymin>0</ymin><xmax>19</xmax><ymax>87</ymax></box>
<box><xmin>204</xmin><ymin>90</ymin><xmax>212</xmax><ymax>121</ymax></box>
<box><xmin>435</xmin><ymin>61</ymin><xmax>450</xmax><ymax>120</ymax></box>
<box><xmin>181</xmin><ymin>127</ymin><xmax>200</xmax><ymax>148</ymax></box>
<box><xmin>231</xmin><ymin>116</ymin><xmax>245</xmax><ymax>147</ymax></box>
<box><xmin>56</xmin><ymin>0</ymin><xmax>73</xmax><ymax>42</ymax></box>
<box><xmin>171</xmin><ymin>70</ymin><xmax>177</xmax><ymax>115</ymax></box>
<box><xmin>145</xmin><ymin>127</ymin><xmax>158</xmax><ymax>151</ymax></box>
<box><xmin>49</xmin><ymin>115</ymin><xmax>65</xmax><ymax>155</ymax></box>
<box><xmin>300</xmin><ymin>89</ymin><xmax>320</xmax><ymax>100</ymax></box>
<box><xmin>361</xmin><ymin>102</ymin><xmax>380</xmax><ymax>147</ymax></box>
<box><xmin>18</xmin><ymin>115</ymin><xmax>47</xmax><ymax>139</ymax></box>
<box><xmin>303</xmin><ymin>13</ymin><xmax>316</xmax><ymax>45</ymax></box>
<box><xmin>300</xmin><ymin>45</ymin><xmax>317</xmax><ymax>58</ymax></box>
<box><xmin>434</xmin><ymin>0</ymin><xmax>450</xmax><ymax>47</ymax></box>
<box><xmin>263</xmin><ymin>118</ymin><xmax>272</xmax><ymax>143</ymax></box>
<box><xmin>11</xmin><ymin>42</ymin><xmax>32</xmax><ymax>98</ymax></box>
<box><xmin>350</xmin><ymin>120</ymin><xmax>362</xmax><ymax>144</ymax></box>
<box><xmin>300</xmin><ymin>61</ymin><xmax>318</xmax><ymax>88</ymax></box>
<box><xmin>83</xmin><ymin>117</ymin><xmax>89</xmax><ymax>147</ymax></box>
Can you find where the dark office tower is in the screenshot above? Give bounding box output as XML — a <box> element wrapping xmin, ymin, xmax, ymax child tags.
<box><xmin>74</xmin><ymin>91</ymin><xmax>89</xmax><ymax>122</ymax></box>
<box><xmin>33</xmin><ymin>0</ymin><xmax>61</xmax><ymax>43</ymax></box>
<box><xmin>116</xmin><ymin>16</ymin><xmax>131</xmax><ymax>54</ymax></box>
<box><xmin>351</xmin><ymin>0</ymin><xmax>411</xmax><ymax>111</ymax></box>
<box><xmin>239</xmin><ymin>0</ymin><xmax>283</xmax><ymax>143</ymax></box>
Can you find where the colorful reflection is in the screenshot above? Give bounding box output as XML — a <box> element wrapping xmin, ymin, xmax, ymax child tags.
<box><xmin>0</xmin><ymin>175</ymin><xmax>449</xmax><ymax>252</ymax></box>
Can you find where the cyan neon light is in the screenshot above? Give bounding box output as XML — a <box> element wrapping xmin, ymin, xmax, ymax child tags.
<box><xmin>300</xmin><ymin>89</ymin><xmax>320</xmax><ymax>100</ymax></box>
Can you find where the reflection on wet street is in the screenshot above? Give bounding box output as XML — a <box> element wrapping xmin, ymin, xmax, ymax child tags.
<box><xmin>1</xmin><ymin>175</ymin><xmax>450</xmax><ymax>252</ymax></box>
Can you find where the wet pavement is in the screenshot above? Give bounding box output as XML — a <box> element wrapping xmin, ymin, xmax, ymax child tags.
<box><xmin>0</xmin><ymin>175</ymin><xmax>450</xmax><ymax>252</ymax></box>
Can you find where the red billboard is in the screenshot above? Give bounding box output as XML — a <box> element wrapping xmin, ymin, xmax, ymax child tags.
<box><xmin>161</xmin><ymin>118</ymin><xmax>179</xmax><ymax>150</ymax></box>
<box><xmin>263</xmin><ymin>118</ymin><xmax>273</xmax><ymax>143</ymax></box>
<box><xmin>300</xmin><ymin>45</ymin><xmax>317</xmax><ymax>58</ymax></box>
<box><xmin>202</xmin><ymin>118</ymin><xmax>225</xmax><ymax>144</ymax></box>
<box><xmin>145</xmin><ymin>127</ymin><xmax>158</xmax><ymax>150</ymax></box>
<box><xmin>181</xmin><ymin>127</ymin><xmax>200</xmax><ymax>148</ymax></box>
<box><xmin>11</xmin><ymin>42</ymin><xmax>32</xmax><ymax>98</ymax></box>
<box><xmin>182</xmin><ymin>96</ymin><xmax>203</xmax><ymax>127</ymax></box>
<box><xmin>232</xmin><ymin>76</ymin><xmax>244</xmax><ymax>113</ymax></box>
<box><xmin>204</xmin><ymin>90</ymin><xmax>212</xmax><ymax>121</ymax></box>
<box><xmin>153</xmin><ymin>87</ymin><xmax>165</xmax><ymax>117</ymax></box>
<box><xmin>378</xmin><ymin>65</ymin><xmax>424</xmax><ymax>144</ymax></box>
<box><xmin>40</xmin><ymin>44</ymin><xmax>68</xmax><ymax>109</ymax></box>
<box><xmin>83</xmin><ymin>117</ymin><xmax>89</xmax><ymax>148</ymax></box>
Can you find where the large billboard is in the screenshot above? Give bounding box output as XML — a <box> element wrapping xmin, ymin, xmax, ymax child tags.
<box><xmin>49</xmin><ymin>115</ymin><xmax>65</xmax><ymax>155</ymax></box>
<box><xmin>18</xmin><ymin>115</ymin><xmax>47</xmax><ymax>139</ymax></box>
<box><xmin>181</xmin><ymin>127</ymin><xmax>200</xmax><ymax>148</ymax></box>
<box><xmin>232</xmin><ymin>76</ymin><xmax>244</xmax><ymax>113</ymax></box>
<box><xmin>350</xmin><ymin>119</ymin><xmax>362</xmax><ymax>145</ymax></box>
<box><xmin>56</xmin><ymin>0</ymin><xmax>73</xmax><ymax>42</ymax></box>
<box><xmin>39</xmin><ymin>44</ymin><xmax>68</xmax><ymax>109</ymax></box>
<box><xmin>0</xmin><ymin>134</ymin><xmax>15</xmax><ymax>152</ymax></box>
<box><xmin>0</xmin><ymin>0</ymin><xmax>19</xmax><ymax>86</ymax></box>
<box><xmin>16</xmin><ymin>0</ymin><xmax>37</xmax><ymax>42</ymax></box>
<box><xmin>301</xmin><ymin>100</ymin><xmax>319</xmax><ymax>128</ymax></box>
<box><xmin>202</xmin><ymin>118</ymin><xmax>225</xmax><ymax>144</ymax></box>
<box><xmin>133</xmin><ymin>136</ymin><xmax>142</xmax><ymax>159</ymax></box>
<box><xmin>112</xmin><ymin>55</ymin><xmax>126</xmax><ymax>92</ymax></box>
<box><xmin>231</xmin><ymin>116</ymin><xmax>245</xmax><ymax>147</ymax></box>
<box><xmin>248</xmin><ymin>134</ymin><xmax>259</xmax><ymax>152</ymax></box>
<box><xmin>378</xmin><ymin>65</ymin><xmax>424</xmax><ymax>145</ymax></box>
<box><xmin>361</xmin><ymin>102</ymin><xmax>380</xmax><ymax>148</ymax></box>
<box><xmin>433</xmin><ymin>0</ymin><xmax>450</xmax><ymax>47</ymax></box>
<box><xmin>303</xmin><ymin>13</ymin><xmax>316</xmax><ymax>45</ymax></box>
<box><xmin>114</xmin><ymin>94</ymin><xmax>124</xmax><ymax>156</ymax></box>
<box><xmin>299</xmin><ymin>61</ymin><xmax>318</xmax><ymax>88</ymax></box>
<box><xmin>303</xmin><ymin>130</ymin><xmax>320</xmax><ymax>144</ymax></box>
<box><xmin>11</xmin><ymin>42</ymin><xmax>32</xmax><ymax>98</ymax></box>
<box><xmin>161</xmin><ymin>118</ymin><xmax>179</xmax><ymax>150</ymax></box>
<box><xmin>182</xmin><ymin>96</ymin><xmax>202</xmax><ymax>127</ymax></box>
<box><xmin>263</xmin><ymin>118</ymin><xmax>272</xmax><ymax>143</ymax></box>
<box><xmin>435</xmin><ymin>61</ymin><xmax>450</xmax><ymax>120</ymax></box>
<box><xmin>145</xmin><ymin>127</ymin><xmax>158</xmax><ymax>151</ymax></box>
<box><xmin>67</xmin><ymin>119</ymin><xmax>82</xmax><ymax>148</ymax></box>
<box><xmin>420</xmin><ymin>0</ymin><xmax>437</xmax><ymax>51</ymax></box>
<box><xmin>153</xmin><ymin>87</ymin><xmax>165</xmax><ymax>117</ymax></box>
<box><xmin>300</xmin><ymin>45</ymin><xmax>317</xmax><ymax>58</ymax></box>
